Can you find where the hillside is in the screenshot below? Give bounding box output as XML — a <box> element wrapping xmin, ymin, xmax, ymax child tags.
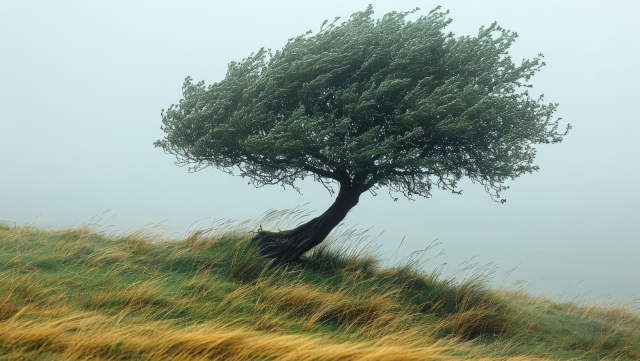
<box><xmin>0</xmin><ymin>219</ymin><xmax>638</xmax><ymax>361</ymax></box>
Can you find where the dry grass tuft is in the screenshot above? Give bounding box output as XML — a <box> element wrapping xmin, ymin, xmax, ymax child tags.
<box><xmin>229</xmin><ymin>241</ymin><xmax>269</xmax><ymax>284</ymax></box>
<box><xmin>445</xmin><ymin>307</ymin><xmax>512</xmax><ymax>340</ymax></box>
<box><xmin>0</xmin><ymin>308</ymin><xmax>455</xmax><ymax>361</ymax></box>
<box><xmin>302</xmin><ymin>227</ymin><xmax>382</xmax><ymax>274</ymax></box>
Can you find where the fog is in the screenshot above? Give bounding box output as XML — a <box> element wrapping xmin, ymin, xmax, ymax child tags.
<box><xmin>2</xmin><ymin>0</ymin><xmax>639</xmax><ymax>310</ymax></box>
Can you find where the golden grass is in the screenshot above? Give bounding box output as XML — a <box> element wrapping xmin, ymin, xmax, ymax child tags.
<box><xmin>0</xmin><ymin>306</ymin><xmax>456</xmax><ymax>361</ymax></box>
<box><xmin>0</xmin><ymin>304</ymin><xmax>560</xmax><ymax>361</ymax></box>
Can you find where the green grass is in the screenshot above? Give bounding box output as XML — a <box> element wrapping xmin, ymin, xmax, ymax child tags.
<box><xmin>0</xmin><ymin>219</ymin><xmax>638</xmax><ymax>361</ymax></box>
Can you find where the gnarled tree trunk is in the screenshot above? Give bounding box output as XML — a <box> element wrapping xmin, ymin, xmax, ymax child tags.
<box><xmin>251</xmin><ymin>183</ymin><xmax>362</xmax><ymax>264</ymax></box>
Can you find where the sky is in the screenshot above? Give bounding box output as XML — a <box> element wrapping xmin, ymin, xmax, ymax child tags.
<box><xmin>2</xmin><ymin>0</ymin><xmax>639</xmax><ymax>309</ymax></box>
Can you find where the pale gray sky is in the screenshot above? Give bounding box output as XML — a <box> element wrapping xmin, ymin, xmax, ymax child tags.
<box><xmin>2</xmin><ymin>0</ymin><xmax>639</xmax><ymax>308</ymax></box>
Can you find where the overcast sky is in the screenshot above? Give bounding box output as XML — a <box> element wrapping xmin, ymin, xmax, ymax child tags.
<box><xmin>2</xmin><ymin>0</ymin><xmax>639</xmax><ymax>309</ymax></box>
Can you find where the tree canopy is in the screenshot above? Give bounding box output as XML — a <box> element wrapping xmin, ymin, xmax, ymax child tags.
<box><xmin>156</xmin><ymin>6</ymin><xmax>568</xmax><ymax>204</ymax></box>
<box><xmin>156</xmin><ymin>6</ymin><xmax>569</xmax><ymax>262</ymax></box>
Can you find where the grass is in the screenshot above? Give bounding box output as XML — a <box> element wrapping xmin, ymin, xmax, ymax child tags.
<box><xmin>0</xmin><ymin>219</ymin><xmax>638</xmax><ymax>360</ymax></box>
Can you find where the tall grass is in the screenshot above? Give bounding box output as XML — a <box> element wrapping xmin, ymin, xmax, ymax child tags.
<box><xmin>0</xmin><ymin>310</ymin><xmax>456</xmax><ymax>361</ymax></box>
<box><xmin>0</xmin><ymin>217</ymin><xmax>638</xmax><ymax>360</ymax></box>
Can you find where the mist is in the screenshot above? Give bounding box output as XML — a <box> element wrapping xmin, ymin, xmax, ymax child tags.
<box><xmin>2</xmin><ymin>0</ymin><xmax>638</xmax><ymax>310</ymax></box>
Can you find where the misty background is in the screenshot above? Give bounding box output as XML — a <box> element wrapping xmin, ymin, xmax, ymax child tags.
<box><xmin>2</xmin><ymin>0</ymin><xmax>639</xmax><ymax>310</ymax></box>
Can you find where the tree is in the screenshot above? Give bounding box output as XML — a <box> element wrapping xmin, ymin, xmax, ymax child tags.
<box><xmin>155</xmin><ymin>6</ymin><xmax>569</xmax><ymax>263</ymax></box>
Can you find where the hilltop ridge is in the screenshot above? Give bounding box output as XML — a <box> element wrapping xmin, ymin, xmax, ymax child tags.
<box><xmin>0</xmin><ymin>220</ymin><xmax>638</xmax><ymax>360</ymax></box>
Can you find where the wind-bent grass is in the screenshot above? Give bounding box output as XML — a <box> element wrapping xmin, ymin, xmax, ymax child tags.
<box><xmin>0</xmin><ymin>218</ymin><xmax>638</xmax><ymax>360</ymax></box>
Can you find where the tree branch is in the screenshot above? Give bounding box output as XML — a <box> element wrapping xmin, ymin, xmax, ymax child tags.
<box><xmin>301</xmin><ymin>164</ymin><xmax>347</xmax><ymax>183</ymax></box>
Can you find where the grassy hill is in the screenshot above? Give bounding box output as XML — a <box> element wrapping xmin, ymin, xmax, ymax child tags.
<box><xmin>0</xmin><ymin>218</ymin><xmax>638</xmax><ymax>361</ymax></box>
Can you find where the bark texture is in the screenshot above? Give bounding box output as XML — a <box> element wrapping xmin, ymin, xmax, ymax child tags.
<box><xmin>251</xmin><ymin>184</ymin><xmax>361</xmax><ymax>263</ymax></box>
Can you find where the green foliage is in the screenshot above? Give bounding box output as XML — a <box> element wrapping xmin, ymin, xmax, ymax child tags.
<box><xmin>156</xmin><ymin>6</ymin><xmax>569</xmax><ymax>201</ymax></box>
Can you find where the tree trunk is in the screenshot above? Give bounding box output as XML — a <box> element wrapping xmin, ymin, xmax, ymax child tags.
<box><xmin>251</xmin><ymin>183</ymin><xmax>362</xmax><ymax>264</ymax></box>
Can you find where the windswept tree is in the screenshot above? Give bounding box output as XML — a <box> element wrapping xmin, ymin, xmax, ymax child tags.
<box><xmin>155</xmin><ymin>6</ymin><xmax>569</xmax><ymax>263</ymax></box>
